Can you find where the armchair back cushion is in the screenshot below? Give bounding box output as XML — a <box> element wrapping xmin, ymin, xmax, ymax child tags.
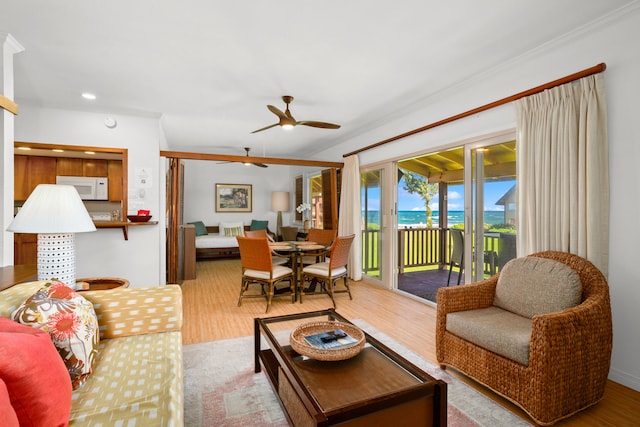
<box><xmin>494</xmin><ymin>257</ymin><xmax>582</xmax><ymax>318</ymax></box>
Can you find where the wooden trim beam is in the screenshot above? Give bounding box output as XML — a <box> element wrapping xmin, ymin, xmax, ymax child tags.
<box><xmin>160</xmin><ymin>150</ymin><xmax>343</xmax><ymax>168</ymax></box>
<box><xmin>0</xmin><ymin>94</ymin><xmax>18</xmax><ymax>115</ymax></box>
<box><xmin>344</xmin><ymin>63</ymin><xmax>606</xmax><ymax>158</ymax></box>
<box><xmin>15</xmin><ymin>141</ymin><xmax>126</xmax><ymax>154</ymax></box>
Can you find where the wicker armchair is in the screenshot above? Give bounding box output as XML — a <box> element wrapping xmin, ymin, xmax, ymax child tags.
<box><xmin>436</xmin><ymin>251</ymin><xmax>612</xmax><ymax>426</ymax></box>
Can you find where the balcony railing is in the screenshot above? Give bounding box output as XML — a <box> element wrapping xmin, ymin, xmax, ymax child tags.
<box><xmin>362</xmin><ymin>227</ymin><xmax>515</xmax><ymax>276</ymax></box>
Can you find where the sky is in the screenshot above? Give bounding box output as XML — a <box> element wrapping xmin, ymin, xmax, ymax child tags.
<box><xmin>363</xmin><ymin>179</ymin><xmax>516</xmax><ymax>212</ymax></box>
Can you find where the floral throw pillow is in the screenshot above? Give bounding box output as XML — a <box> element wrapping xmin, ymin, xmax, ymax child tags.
<box><xmin>11</xmin><ymin>280</ymin><xmax>100</xmax><ymax>389</ymax></box>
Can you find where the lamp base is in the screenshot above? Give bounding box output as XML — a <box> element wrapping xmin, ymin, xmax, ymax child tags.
<box><xmin>277</xmin><ymin>211</ymin><xmax>283</xmax><ymax>238</ymax></box>
<box><xmin>37</xmin><ymin>233</ymin><xmax>76</xmax><ymax>288</ymax></box>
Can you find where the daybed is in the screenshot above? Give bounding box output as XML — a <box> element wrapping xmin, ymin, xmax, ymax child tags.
<box><xmin>436</xmin><ymin>251</ymin><xmax>612</xmax><ymax>426</ymax></box>
<box><xmin>0</xmin><ymin>280</ymin><xmax>183</xmax><ymax>426</ymax></box>
<box><xmin>189</xmin><ymin>220</ymin><xmax>274</xmax><ymax>260</ymax></box>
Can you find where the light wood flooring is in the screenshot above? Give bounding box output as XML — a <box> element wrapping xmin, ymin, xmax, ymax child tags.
<box><xmin>180</xmin><ymin>258</ymin><xmax>640</xmax><ymax>426</ymax></box>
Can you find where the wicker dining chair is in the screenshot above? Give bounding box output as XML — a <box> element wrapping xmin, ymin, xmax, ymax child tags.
<box><xmin>244</xmin><ymin>229</ymin><xmax>287</xmax><ymax>265</ymax></box>
<box><xmin>236</xmin><ymin>236</ymin><xmax>294</xmax><ymax>313</ymax></box>
<box><xmin>436</xmin><ymin>251</ymin><xmax>612</xmax><ymax>425</ymax></box>
<box><xmin>300</xmin><ymin>234</ymin><xmax>355</xmax><ymax>308</ymax></box>
<box><xmin>280</xmin><ymin>226</ymin><xmax>299</xmax><ymax>242</ymax></box>
<box><xmin>302</xmin><ymin>228</ymin><xmax>337</xmax><ymax>265</ymax></box>
<box><xmin>244</xmin><ymin>229</ymin><xmax>267</xmax><ymax>238</ymax></box>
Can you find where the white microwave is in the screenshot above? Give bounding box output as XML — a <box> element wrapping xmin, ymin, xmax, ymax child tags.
<box><xmin>56</xmin><ymin>176</ymin><xmax>109</xmax><ymax>200</ymax></box>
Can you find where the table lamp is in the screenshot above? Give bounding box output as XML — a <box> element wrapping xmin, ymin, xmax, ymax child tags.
<box><xmin>7</xmin><ymin>184</ymin><xmax>96</xmax><ymax>288</ymax></box>
<box><xmin>271</xmin><ymin>191</ymin><xmax>290</xmax><ymax>238</ymax></box>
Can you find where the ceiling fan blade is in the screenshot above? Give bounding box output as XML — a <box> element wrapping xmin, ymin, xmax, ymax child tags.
<box><xmin>252</xmin><ymin>162</ymin><xmax>268</xmax><ymax>168</ymax></box>
<box><xmin>267</xmin><ymin>105</ymin><xmax>288</xmax><ymax>120</ymax></box>
<box><xmin>251</xmin><ymin>123</ymin><xmax>279</xmax><ymax>134</ymax></box>
<box><xmin>297</xmin><ymin>120</ymin><xmax>341</xmax><ymax>130</ymax></box>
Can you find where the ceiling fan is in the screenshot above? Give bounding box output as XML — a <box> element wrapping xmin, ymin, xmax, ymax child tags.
<box><xmin>251</xmin><ymin>95</ymin><xmax>341</xmax><ymax>133</ymax></box>
<box><xmin>218</xmin><ymin>147</ymin><xmax>268</xmax><ymax>168</ymax></box>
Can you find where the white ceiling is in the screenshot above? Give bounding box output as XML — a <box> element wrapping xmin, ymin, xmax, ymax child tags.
<box><xmin>1</xmin><ymin>1</ymin><xmax>632</xmax><ymax>159</ymax></box>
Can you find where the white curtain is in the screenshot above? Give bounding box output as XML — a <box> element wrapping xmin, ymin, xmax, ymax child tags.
<box><xmin>515</xmin><ymin>73</ymin><xmax>609</xmax><ymax>275</ymax></box>
<box><xmin>338</xmin><ymin>155</ymin><xmax>362</xmax><ymax>281</ymax></box>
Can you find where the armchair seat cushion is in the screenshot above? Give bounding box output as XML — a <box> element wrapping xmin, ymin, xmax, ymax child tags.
<box><xmin>244</xmin><ymin>265</ymin><xmax>292</xmax><ymax>280</ymax></box>
<box><xmin>447</xmin><ymin>306</ymin><xmax>532</xmax><ymax>365</ymax></box>
<box><xmin>303</xmin><ymin>262</ymin><xmax>346</xmax><ymax>278</ymax></box>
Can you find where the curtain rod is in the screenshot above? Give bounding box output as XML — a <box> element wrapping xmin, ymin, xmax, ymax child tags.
<box><xmin>343</xmin><ymin>62</ymin><xmax>606</xmax><ymax>158</ymax></box>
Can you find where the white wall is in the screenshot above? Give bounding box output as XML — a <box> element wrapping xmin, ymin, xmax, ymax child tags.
<box><xmin>13</xmin><ymin>106</ymin><xmax>165</xmax><ymax>287</ymax></box>
<box><xmin>183</xmin><ymin>159</ymin><xmax>295</xmax><ymax>231</ymax></box>
<box><xmin>313</xmin><ymin>6</ymin><xmax>640</xmax><ymax>391</ymax></box>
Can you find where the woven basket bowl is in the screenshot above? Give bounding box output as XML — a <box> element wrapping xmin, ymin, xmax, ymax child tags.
<box><xmin>290</xmin><ymin>321</ymin><xmax>365</xmax><ymax>361</ymax></box>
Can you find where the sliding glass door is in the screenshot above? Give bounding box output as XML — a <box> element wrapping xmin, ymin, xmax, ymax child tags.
<box><xmin>468</xmin><ymin>140</ymin><xmax>517</xmax><ymax>281</ymax></box>
<box><xmin>361</xmin><ymin>169</ymin><xmax>384</xmax><ymax>280</ymax></box>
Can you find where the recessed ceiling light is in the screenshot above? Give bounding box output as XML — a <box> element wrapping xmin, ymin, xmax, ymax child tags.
<box><xmin>82</xmin><ymin>93</ymin><xmax>96</xmax><ymax>100</ymax></box>
<box><xmin>17</xmin><ymin>147</ymin><xmax>31</xmax><ymax>150</ymax></box>
<box><xmin>52</xmin><ymin>149</ymin><xmax>64</xmax><ymax>152</ymax></box>
<box><xmin>85</xmin><ymin>151</ymin><xmax>95</xmax><ymax>155</ymax></box>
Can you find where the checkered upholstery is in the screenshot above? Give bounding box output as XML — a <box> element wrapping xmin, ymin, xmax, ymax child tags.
<box><xmin>1</xmin><ymin>282</ymin><xmax>184</xmax><ymax>426</ymax></box>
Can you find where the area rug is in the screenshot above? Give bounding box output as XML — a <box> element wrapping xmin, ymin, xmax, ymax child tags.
<box><xmin>183</xmin><ymin>320</ymin><xmax>531</xmax><ymax>426</ymax></box>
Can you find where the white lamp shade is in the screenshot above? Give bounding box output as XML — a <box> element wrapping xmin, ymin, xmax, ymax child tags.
<box><xmin>8</xmin><ymin>184</ymin><xmax>96</xmax><ymax>233</ymax></box>
<box><xmin>271</xmin><ymin>191</ymin><xmax>290</xmax><ymax>212</ymax></box>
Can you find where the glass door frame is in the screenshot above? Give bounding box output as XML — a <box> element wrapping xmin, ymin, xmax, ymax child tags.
<box><xmin>463</xmin><ymin>131</ymin><xmax>517</xmax><ymax>283</ymax></box>
<box><xmin>360</xmin><ymin>161</ymin><xmax>397</xmax><ymax>289</ymax></box>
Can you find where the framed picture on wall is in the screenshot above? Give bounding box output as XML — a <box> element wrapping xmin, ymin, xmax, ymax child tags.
<box><xmin>215</xmin><ymin>183</ymin><xmax>252</xmax><ymax>212</ymax></box>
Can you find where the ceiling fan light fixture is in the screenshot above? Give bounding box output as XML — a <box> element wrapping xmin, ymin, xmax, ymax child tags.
<box><xmin>251</xmin><ymin>95</ymin><xmax>341</xmax><ymax>134</ymax></box>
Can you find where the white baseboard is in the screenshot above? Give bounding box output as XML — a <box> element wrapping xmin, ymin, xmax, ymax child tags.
<box><xmin>609</xmin><ymin>368</ymin><xmax>640</xmax><ymax>392</ymax></box>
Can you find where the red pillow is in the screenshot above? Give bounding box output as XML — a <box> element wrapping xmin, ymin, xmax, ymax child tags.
<box><xmin>0</xmin><ymin>317</ymin><xmax>72</xmax><ymax>427</ymax></box>
<box><xmin>0</xmin><ymin>378</ymin><xmax>19</xmax><ymax>427</ymax></box>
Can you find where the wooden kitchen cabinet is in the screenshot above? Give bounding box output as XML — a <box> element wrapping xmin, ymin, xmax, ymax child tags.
<box><xmin>108</xmin><ymin>160</ymin><xmax>123</xmax><ymax>201</ymax></box>
<box><xmin>14</xmin><ymin>156</ymin><xmax>57</xmax><ymax>201</ymax></box>
<box><xmin>14</xmin><ymin>155</ymin><xmax>29</xmax><ymax>201</ymax></box>
<box><xmin>83</xmin><ymin>159</ymin><xmax>108</xmax><ymax>177</ymax></box>
<box><xmin>57</xmin><ymin>158</ymin><xmax>110</xmax><ymax>178</ymax></box>
<box><xmin>14</xmin><ymin>233</ymin><xmax>37</xmax><ymax>265</ymax></box>
<box><xmin>56</xmin><ymin>158</ymin><xmax>84</xmax><ymax>176</ymax></box>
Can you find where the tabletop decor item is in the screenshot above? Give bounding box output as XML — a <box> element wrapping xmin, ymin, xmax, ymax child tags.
<box><xmin>7</xmin><ymin>184</ymin><xmax>96</xmax><ymax>288</ymax></box>
<box><xmin>290</xmin><ymin>320</ymin><xmax>365</xmax><ymax>361</ymax></box>
<box><xmin>296</xmin><ymin>202</ymin><xmax>312</xmax><ymax>231</ymax></box>
<box><xmin>127</xmin><ymin>215</ymin><xmax>152</xmax><ymax>222</ymax></box>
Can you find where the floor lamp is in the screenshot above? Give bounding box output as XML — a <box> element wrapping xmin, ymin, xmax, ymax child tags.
<box><xmin>271</xmin><ymin>191</ymin><xmax>290</xmax><ymax>239</ymax></box>
<box><xmin>7</xmin><ymin>184</ymin><xmax>96</xmax><ymax>288</ymax></box>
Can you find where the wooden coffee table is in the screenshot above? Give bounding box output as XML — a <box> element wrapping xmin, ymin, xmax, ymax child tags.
<box><xmin>255</xmin><ymin>309</ymin><xmax>447</xmax><ymax>426</ymax></box>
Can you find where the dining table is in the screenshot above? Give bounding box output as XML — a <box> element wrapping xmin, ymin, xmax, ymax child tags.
<box><xmin>269</xmin><ymin>240</ymin><xmax>328</xmax><ymax>298</ymax></box>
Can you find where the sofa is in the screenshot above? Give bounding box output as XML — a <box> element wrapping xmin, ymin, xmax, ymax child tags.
<box><xmin>0</xmin><ymin>280</ymin><xmax>183</xmax><ymax>426</ymax></box>
<box><xmin>436</xmin><ymin>251</ymin><xmax>612</xmax><ymax>425</ymax></box>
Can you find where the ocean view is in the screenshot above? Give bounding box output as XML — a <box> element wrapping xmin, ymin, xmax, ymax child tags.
<box><xmin>363</xmin><ymin>210</ymin><xmax>506</xmax><ymax>227</ymax></box>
